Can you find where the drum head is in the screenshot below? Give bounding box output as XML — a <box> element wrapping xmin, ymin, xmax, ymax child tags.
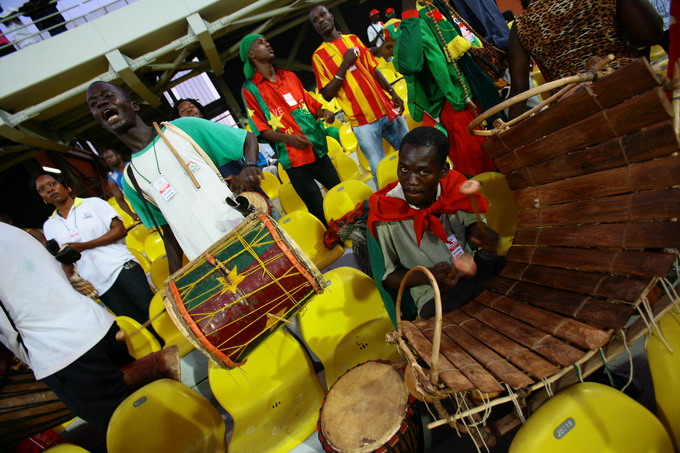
<box><xmin>320</xmin><ymin>361</ymin><xmax>409</xmax><ymax>452</ymax></box>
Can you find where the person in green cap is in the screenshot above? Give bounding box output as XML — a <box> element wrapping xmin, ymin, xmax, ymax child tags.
<box><xmin>240</xmin><ymin>34</ymin><xmax>341</xmax><ymax>226</ymax></box>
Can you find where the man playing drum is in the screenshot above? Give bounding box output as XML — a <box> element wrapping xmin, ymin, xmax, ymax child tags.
<box><xmin>86</xmin><ymin>82</ymin><xmax>263</xmax><ymax>272</ymax></box>
<box><xmin>367</xmin><ymin>126</ymin><xmax>504</xmax><ymax>320</ymax></box>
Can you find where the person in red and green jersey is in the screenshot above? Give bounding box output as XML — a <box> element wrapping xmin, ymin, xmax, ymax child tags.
<box><xmin>310</xmin><ymin>5</ymin><xmax>409</xmax><ymax>183</ymax></box>
<box><xmin>240</xmin><ymin>34</ymin><xmax>341</xmax><ymax>226</ymax></box>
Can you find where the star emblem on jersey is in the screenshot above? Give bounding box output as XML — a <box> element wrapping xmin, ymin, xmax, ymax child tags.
<box><xmin>269</xmin><ymin>113</ymin><xmax>285</xmax><ymax>131</ymax></box>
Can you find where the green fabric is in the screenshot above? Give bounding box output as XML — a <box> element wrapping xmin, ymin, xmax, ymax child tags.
<box><xmin>240</xmin><ymin>33</ymin><xmax>264</xmax><ymax>79</ymax></box>
<box><xmin>367</xmin><ymin>225</ymin><xmax>418</xmax><ymax>328</ymax></box>
<box><xmin>242</xmin><ymin>80</ymin><xmax>328</xmax><ymax>170</ymax></box>
<box><xmin>322</xmin><ymin>124</ymin><xmax>340</xmax><ymax>143</ymax></box>
<box><xmin>393</xmin><ymin>5</ymin><xmax>503</xmax><ymax>123</ymax></box>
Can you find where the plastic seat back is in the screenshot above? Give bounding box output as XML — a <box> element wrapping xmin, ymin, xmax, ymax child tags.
<box><xmin>470</xmin><ymin>171</ymin><xmax>517</xmax><ymax>255</ymax></box>
<box><xmin>326</xmin><ymin>136</ymin><xmax>344</xmax><ymax>156</ymax></box>
<box><xmin>107</xmin><ymin>379</ymin><xmax>226</xmax><ymax>453</ymax></box>
<box><xmin>338</xmin><ymin>122</ymin><xmax>359</xmax><ymax>154</ymax></box>
<box><xmin>208</xmin><ymin>329</ymin><xmax>324</xmax><ymax>453</ymax></box>
<box><xmin>331</xmin><ymin>153</ymin><xmax>372</xmax><ymax>183</ymax></box>
<box><xmin>382</xmin><ymin>138</ymin><xmax>397</xmax><ymax>155</ymax></box>
<box><xmin>323</xmin><ymin>180</ymin><xmax>374</xmax><ymax>225</ymax></box>
<box><xmin>149</xmin><ymin>255</ymin><xmax>169</xmax><ymax>291</ymax></box>
<box><xmin>279</xmin><ymin>210</ymin><xmax>344</xmax><ymax>270</ymax></box>
<box><xmin>44</xmin><ymin>445</ymin><xmax>90</xmax><ymax>452</ymax></box>
<box><xmin>125</xmin><ymin>224</ymin><xmax>150</xmax><ymax>253</ymax></box>
<box><xmin>143</xmin><ymin>230</ymin><xmax>166</xmax><ymax>263</ymax></box>
<box><xmin>278</xmin><ymin>182</ymin><xmax>308</xmax><ymax>215</ymax></box>
<box><xmin>128</xmin><ymin>248</ymin><xmax>151</xmax><ymax>274</ymax></box>
<box><xmin>277</xmin><ymin>162</ymin><xmax>290</xmax><ymax>183</ymax></box>
<box><xmin>115</xmin><ymin>316</ymin><xmax>161</xmax><ymax>360</ymax></box>
<box><xmin>107</xmin><ymin>197</ymin><xmax>136</xmax><ymax>229</ymax></box>
<box><xmin>646</xmin><ymin>310</ymin><xmax>680</xmax><ymax>451</ymax></box>
<box><xmin>260</xmin><ymin>170</ymin><xmax>282</xmax><ymax>200</ymax></box>
<box><xmin>298</xmin><ymin>267</ymin><xmax>402</xmax><ymax>386</ymax></box>
<box><xmin>377</xmin><ymin>153</ymin><xmax>399</xmax><ymax>189</ymax></box>
<box><xmin>149</xmin><ymin>292</ymin><xmax>195</xmax><ymax>357</ymax></box>
<box><xmin>509</xmin><ymin>382</ymin><xmax>673</xmax><ymax>453</ymax></box>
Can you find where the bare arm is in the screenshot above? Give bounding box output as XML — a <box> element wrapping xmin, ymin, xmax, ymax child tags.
<box><xmin>109</xmin><ymin>180</ymin><xmax>139</xmax><ymax>222</ymax></box>
<box><xmin>373</xmin><ymin>67</ymin><xmax>404</xmax><ymax>112</ymax></box>
<box><xmin>236</xmin><ymin>131</ymin><xmax>263</xmax><ymax>189</ymax></box>
<box><xmin>383</xmin><ymin>262</ymin><xmax>458</xmax><ymax>292</ymax></box>
<box><xmin>161</xmin><ymin>224</ymin><xmax>183</xmax><ymax>274</ymax></box>
<box><xmin>507</xmin><ymin>24</ymin><xmax>532</xmax><ymax>120</ymax></box>
<box><xmin>66</xmin><ymin>217</ymin><xmax>126</xmax><ymax>253</ymax></box>
<box><xmin>618</xmin><ymin>0</ymin><xmax>663</xmax><ymax>47</ymax></box>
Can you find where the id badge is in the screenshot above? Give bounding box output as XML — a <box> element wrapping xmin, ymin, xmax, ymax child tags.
<box><xmin>282</xmin><ymin>92</ymin><xmax>297</xmax><ymax>107</ymax></box>
<box><xmin>446</xmin><ymin>233</ymin><xmax>465</xmax><ymax>260</ymax></box>
<box><xmin>153</xmin><ymin>176</ymin><xmax>176</xmax><ymax>201</ymax></box>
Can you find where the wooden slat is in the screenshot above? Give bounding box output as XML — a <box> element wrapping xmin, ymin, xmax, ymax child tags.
<box><xmin>501</xmin><ymin>262</ymin><xmax>649</xmax><ymax>302</ymax></box>
<box><xmin>495</xmin><ymin>88</ymin><xmax>672</xmax><ymax>173</ymax></box>
<box><xmin>482</xmin><ymin>59</ymin><xmax>661</xmax><ymax>158</ymax></box>
<box><xmin>515</xmin><ymin>154</ymin><xmax>680</xmax><ymax>209</ymax></box>
<box><xmin>506</xmin><ymin>246</ymin><xmax>676</xmax><ymax>278</ymax></box>
<box><xmin>475</xmin><ymin>291</ymin><xmax>612</xmax><ymax>349</ymax></box>
<box><xmin>401</xmin><ymin>321</ymin><xmax>476</xmax><ymax>392</ymax></box>
<box><xmin>486</xmin><ymin>277</ymin><xmax>634</xmax><ymax>329</ymax></box>
<box><xmin>516</xmin><ymin>189</ymin><xmax>680</xmax><ymax>229</ymax></box>
<box><xmin>414</xmin><ymin>320</ymin><xmax>505</xmax><ymax>393</ymax></box>
<box><xmin>506</xmin><ymin>121</ymin><xmax>678</xmax><ymax>190</ymax></box>
<box><xmin>513</xmin><ymin>222</ymin><xmax>680</xmax><ymax>249</ymax></box>
<box><xmin>447</xmin><ymin>310</ymin><xmax>560</xmax><ymax>380</ymax></box>
<box><xmin>461</xmin><ymin>301</ymin><xmax>585</xmax><ymax>367</ymax></box>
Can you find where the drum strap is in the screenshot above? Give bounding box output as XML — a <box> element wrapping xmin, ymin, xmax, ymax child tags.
<box><xmin>0</xmin><ymin>297</ymin><xmax>30</xmax><ymax>360</ymax></box>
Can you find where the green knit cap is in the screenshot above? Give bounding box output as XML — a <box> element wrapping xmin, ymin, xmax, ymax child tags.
<box><xmin>240</xmin><ymin>33</ymin><xmax>264</xmax><ymax>79</ymax></box>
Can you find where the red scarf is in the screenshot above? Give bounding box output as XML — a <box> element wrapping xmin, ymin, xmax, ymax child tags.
<box><xmin>368</xmin><ymin>170</ymin><xmax>488</xmax><ymax>246</ymax></box>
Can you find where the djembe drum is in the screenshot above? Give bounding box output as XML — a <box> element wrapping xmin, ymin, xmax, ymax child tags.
<box><xmin>389</xmin><ymin>58</ymin><xmax>680</xmax><ymax>443</ymax></box>
<box><xmin>318</xmin><ymin>361</ymin><xmax>422</xmax><ymax>453</ymax></box>
<box><xmin>163</xmin><ymin>212</ymin><xmax>326</xmax><ymax>368</ymax></box>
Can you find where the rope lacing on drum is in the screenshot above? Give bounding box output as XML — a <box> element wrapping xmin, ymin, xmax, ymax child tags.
<box><xmin>618</xmin><ymin>329</ymin><xmax>635</xmax><ymax>393</ymax></box>
<box><xmin>505</xmin><ymin>383</ymin><xmax>526</xmax><ymax>424</ymax></box>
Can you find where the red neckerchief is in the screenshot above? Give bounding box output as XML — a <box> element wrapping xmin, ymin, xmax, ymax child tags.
<box><xmin>368</xmin><ymin>170</ymin><xmax>488</xmax><ymax>246</ymax></box>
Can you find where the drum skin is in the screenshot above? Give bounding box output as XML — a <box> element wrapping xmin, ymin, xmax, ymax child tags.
<box><xmin>319</xmin><ymin>361</ymin><xmax>422</xmax><ymax>453</ymax></box>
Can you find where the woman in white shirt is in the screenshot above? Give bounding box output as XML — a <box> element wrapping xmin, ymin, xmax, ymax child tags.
<box><xmin>33</xmin><ymin>172</ymin><xmax>154</xmax><ymax>326</ymax></box>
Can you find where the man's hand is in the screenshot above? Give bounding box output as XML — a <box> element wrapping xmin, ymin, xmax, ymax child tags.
<box><xmin>391</xmin><ymin>93</ymin><xmax>404</xmax><ymax>113</ymax></box>
<box><xmin>468</xmin><ymin>223</ymin><xmax>499</xmax><ymax>253</ymax></box>
<box><xmin>342</xmin><ymin>47</ymin><xmax>359</xmax><ymax>67</ymax></box>
<box><xmin>320</xmin><ymin>109</ymin><xmax>336</xmax><ymax>124</ymax></box>
<box><xmin>285</xmin><ymin>134</ymin><xmax>311</xmax><ymax>149</ymax></box>
<box><xmin>233</xmin><ymin>166</ymin><xmax>263</xmax><ymax>193</ymax></box>
<box><xmin>429</xmin><ymin>262</ymin><xmax>458</xmax><ymax>291</ymax></box>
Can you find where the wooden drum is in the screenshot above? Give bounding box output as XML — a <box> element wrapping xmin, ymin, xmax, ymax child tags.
<box><xmin>163</xmin><ymin>213</ymin><xmax>325</xmax><ymax>368</ymax></box>
<box><xmin>318</xmin><ymin>361</ymin><xmax>422</xmax><ymax>453</ymax></box>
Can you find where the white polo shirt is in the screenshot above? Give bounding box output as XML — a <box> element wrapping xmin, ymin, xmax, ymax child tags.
<box><xmin>0</xmin><ymin>223</ymin><xmax>114</xmax><ymax>379</ymax></box>
<box><xmin>43</xmin><ymin>197</ymin><xmax>135</xmax><ymax>294</ymax></box>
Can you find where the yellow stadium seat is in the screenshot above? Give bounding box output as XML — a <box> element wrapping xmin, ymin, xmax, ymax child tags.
<box><xmin>128</xmin><ymin>248</ymin><xmax>151</xmax><ymax>274</ymax></box>
<box><xmin>323</xmin><ymin>180</ymin><xmax>374</xmax><ymax>226</ymax></box>
<box><xmin>278</xmin><ymin>182</ymin><xmax>308</xmax><ymax>215</ymax></box>
<box><xmin>150</xmin><ymin>255</ymin><xmax>170</xmax><ymax>291</ymax></box>
<box><xmin>381</xmin><ymin>67</ymin><xmax>398</xmax><ymax>84</ymax></box>
<box><xmin>393</xmin><ymin>77</ymin><xmax>408</xmax><ymax>103</ymax></box>
<box><xmin>646</xmin><ymin>310</ymin><xmax>680</xmax><ymax>451</ymax></box>
<box><xmin>338</xmin><ymin>122</ymin><xmax>359</xmax><ymax>154</ymax></box>
<box><xmin>115</xmin><ymin>316</ymin><xmax>161</xmax><ymax>360</ymax></box>
<box><xmin>355</xmin><ymin>147</ymin><xmax>373</xmax><ymax>174</ymax></box>
<box><xmin>403</xmin><ymin>111</ymin><xmax>423</xmax><ymax>131</ymax></box>
<box><xmin>530</xmin><ymin>68</ymin><xmax>551</xmax><ymax>102</ymax></box>
<box><xmin>143</xmin><ymin>230</ymin><xmax>166</xmax><ymax>263</ymax></box>
<box><xmin>377</xmin><ymin>153</ymin><xmax>399</xmax><ymax>189</ymax></box>
<box><xmin>298</xmin><ymin>267</ymin><xmax>402</xmax><ymax>386</ymax></box>
<box><xmin>208</xmin><ymin>329</ymin><xmax>324</xmax><ymax>453</ymax></box>
<box><xmin>382</xmin><ymin>138</ymin><xmax>398</xmax><ymax>155</ymax></box>
<box><xmin>148</xmin><ymin>291</ymin><xmax>196</xmax><ymax>357</ymax></box>
<box><xmin>107</xmin><ymin>379</ymin><xmax>226</xmax><ymax>453</ymax></box>
<box><xmin>44</xmin><ymin>445</ymin><xmax>90</xmax><ymax>452</ymax></box>
<box><xmin>326</xmin><ymin>136</ymin><xmax>344</xmax><ymax>157</ymax></box>
<box><xmin>107</xmin><ymin>197</ymin><xmax>136</xmax><ymax>229</ymax></box>
<box><xmin>330</xmin><ymin>153</ymin><xmax>372</xmax><ymax>183</ymax></box>
<box><xmin>125</xmin><ymin>224</ymin><xmax>150</xmax><ymax>253</ymax></box>
<box><xmin>260</xmin><ymin>170</ymin><xmax>281</xmax><ymax>200</ymax></box>
<box><xmin>509</xmin><ymin>382</ymin><xmax>673</xmax><ymax>453</ymax></box>
<box><xmin>470</xmin><ymin>172</ymin><xmax>518</xmax><ymax>255</ymax></box>
<box><xmin>277</xmin><ymin>162</ymin><xmax>290</xmax><ymax>184</ymax></box>
<box><xmin>279</xmin><ymin>210</ymin><xmax>344</xmax><ymax>270</ymax></box>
